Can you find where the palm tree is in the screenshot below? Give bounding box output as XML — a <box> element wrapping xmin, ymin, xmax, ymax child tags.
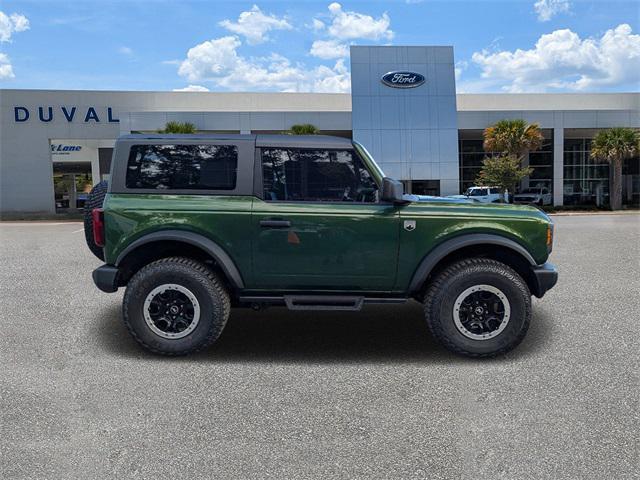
<box><xmin>483</xmin><ymin>119</ymin><xmax>544</xmax><ymax>160</ymax></box>
<box><xmin>590</xmin><ymin>127</ymin><xmax>640</xmax><ymax>210</ymax></box>
<box><xmin>158</xmin><ymin>121</ymin><xmax>197</xmax><ymax>134</ymax></box>
<box><xmin>481</xmin><ymin>119</ymin><xmax>544</xmax><ymax>202</ymax></box>
<box><xmin>289</xmin><ymin>124</ymin><xmax>318</xmax><ymax>135</ymax></box>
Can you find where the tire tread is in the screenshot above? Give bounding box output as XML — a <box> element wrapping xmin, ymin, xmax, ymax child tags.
<box><xmin>123</xmin><ymin>256</ymin><xmax>230</xmax><ymax>356</ymax></box>
<box><xmin>423</xmin><ymin>257</ymin><xmax>531</xmax><ymax>358</ymax></box>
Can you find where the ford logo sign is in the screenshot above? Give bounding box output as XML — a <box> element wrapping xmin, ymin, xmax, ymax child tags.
<box><xmin>381</xmin><ymin>71</ymin><xmax>425</xmax><ymax>88</ymax></box>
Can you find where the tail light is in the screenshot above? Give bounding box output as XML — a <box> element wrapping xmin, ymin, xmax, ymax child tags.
<box><xmin>92</xmin><ymin>208</ymin><xmax>105</xmax><ymax>247</ymax></box>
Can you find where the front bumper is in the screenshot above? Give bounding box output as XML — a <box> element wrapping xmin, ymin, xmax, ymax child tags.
<box><xmin>531</xmin><ymin>262</ymin><xmax>558</xmax><ymax>298</ymax></box>
<box><xmin>92</xmin><ymin>265</ymin><xmax>119</xmax><ymax>293</ymax></box>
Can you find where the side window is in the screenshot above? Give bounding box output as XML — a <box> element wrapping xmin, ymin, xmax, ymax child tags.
<box><xmin>261</xmin><ymin>148</ymin><xmax>379</xmax><ymax>202</ymax></box>
<box><xmin>125</xmin><ymin>144</ymin><xmax>238</xmax><ymax>190</ymax></box>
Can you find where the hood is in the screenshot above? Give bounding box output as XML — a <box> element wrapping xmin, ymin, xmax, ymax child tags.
<box><xmin>403</xmin><ymin>194</ymin><xmax>475</xmax><ymax>204</ymax></box>
<box><xmin>402</xmin><ymin>197</ymin><xmax>550</xmax><ymax>221</ymax></box>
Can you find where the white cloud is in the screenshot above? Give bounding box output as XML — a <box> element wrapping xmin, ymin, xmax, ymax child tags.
<box><xmin>0</xmin><ymin>11</ymin><xmax>29</xmax><ymax>42</ymax></box>
<box><xmin>454</xmin><ymin>60</ymin><xmax>468</xmax><ymax>81</ymax></box>
<box><xmin>310</xmin><ymin>39</ymin><xmax>349</xmax><ymax>59</ymax></box>
<box><xmin>533</xmin><ymin>0</ymin><xmax>570</xmax><ymax>22</ymax></box>
<box><xmin>178</xmin><ymin>36</ymin><xmax>243</xmax><ymax>82</ymax></box>
<box><xmin>173</xmin><ymin>85</ymin><xmax>210</xmax><ymax>92</ymax></box>
<box><xmin>311</xmin><ymin>18</ymin><xmax>325</xmax><ymax>31</ymax></box>
<box><xmin>219</xmin><ymin>5</ymin><xmax>291</xmax><ymax>45</ymax></box>
<box><xmin>323</xmin><ymin>2</ymin><xmax>393</xmax><ymax>41</ymax></box>
<box><xmin>118</xmin><ymin>46</ymin><xmax>133</xmax><ymax>55</ymax></box>
<box><xmin>471</xmin><ymin>24</ymin><xmax>640</xmax><ymax>92</ymax></box>
<box><xmin>0</xmin><ymin>52</ymin><xmax>14</xmax><ymax>79</ymax></box>
<box><xmin>177</xmin><ymin>35</ymin><xmax>350</xmax><ymax>93</ymax></box>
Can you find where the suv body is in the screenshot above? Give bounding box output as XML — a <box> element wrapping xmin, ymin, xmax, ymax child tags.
<box><xmin>514</xmin><ymin>187</ymin><xmax>553</xmax><ymax>206</ymax></box>
<box><xmin>91</xmin><ymin>134</ymin><xmax>557</xmax><ymax>357</ymax></box>
<box><xmin>448</xmin><ymin>186</ymin><xmax>506</xmax><ymax>203</ymax></box>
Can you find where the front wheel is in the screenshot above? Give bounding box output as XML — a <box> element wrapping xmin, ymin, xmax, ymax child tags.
<box><xmin>423</xmin><ymin>258</ymin><xmax>531</xmax><ymax>358</ymax></box>
<box><xmin>123</xmin><ymin>257</ymin><xmax>230</xmax><ymax>355</ymax></box>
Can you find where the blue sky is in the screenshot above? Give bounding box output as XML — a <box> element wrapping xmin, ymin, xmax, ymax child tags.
<box><xmin>1</xmin><ymin>0</ymin><xmax>638</xmax><ymax>93</ymax></box>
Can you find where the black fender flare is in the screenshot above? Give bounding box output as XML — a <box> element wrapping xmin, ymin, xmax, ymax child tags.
<box><xmin>115</xmin><ymin>230</ymin><xmax>245</xmax><ymax>289</ymax></box>
<box><xmin>408</xmin><ymin>233</ymin><xmax>536</xmax><ymax>294</ymax></box>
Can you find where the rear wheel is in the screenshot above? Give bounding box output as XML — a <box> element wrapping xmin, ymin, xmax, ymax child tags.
<box><xmin>83</xmin><ymin>180</ymin><xmax>108</xmax><ymax>260</ymax></box>
<box><xmin>123</xmin><ymin>257</ymin><xmax>230</xmax><ymax>355</ymax></box>
<box><xmin>423</xmin><ymin>258</ymin><xmax>531</xmax><ymax>358</ymax></box>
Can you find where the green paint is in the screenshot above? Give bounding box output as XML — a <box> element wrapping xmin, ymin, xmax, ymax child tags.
<box><xmin>104</xmin><ymin>192</ymin><xmax>551</xmax><ymax>294</ymax></box>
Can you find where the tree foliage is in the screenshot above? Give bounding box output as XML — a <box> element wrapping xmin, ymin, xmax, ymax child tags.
<box><xmin>158</xmin><ymin>121</ymin><xmax>197</xmax><ymax>134</ymax></box>
<box><xmin>483</xmin><ymin>119</ymin><xmax>544</xmax><ymax>159</ymax></box>
<box><xmin>590</xmin><ymin>127</ymin><xmax>640</xmax><ymax>210</ymax></box>
<box><xmin>289</xmin><ymin>124</ymin><xmax>319</xmax><ymax>135</ymax></box>
<box><xmin>476</xmin><ymin>155</ymin><xmax>533</xmax><ymax>202</ymax></box>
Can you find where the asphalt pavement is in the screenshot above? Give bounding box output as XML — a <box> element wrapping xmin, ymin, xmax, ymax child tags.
<box><xmin>1</xmin><ymin>214</ymin><xmax>638</xmax><ymax>479</ymax></box>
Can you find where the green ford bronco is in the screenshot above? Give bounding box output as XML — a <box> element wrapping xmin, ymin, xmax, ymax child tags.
<box><xmin>87</xmin><ymin>134</ymin><xmax>557</xmax><ymax>358</ymax></box>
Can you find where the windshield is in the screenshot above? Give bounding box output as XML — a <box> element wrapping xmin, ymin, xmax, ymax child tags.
<box><xmin>353</xmin><ymin>141</ymin><xmax>385</xmax><ymax>185</ymax></box>
<box><xmin>520</xmin><ymin>188</ymin><xmax>539</xmax><ymax>194</ymax></box>
<box><xmin>466</xmin><ymin>188</ymin><xmax>487</xmax><ymax>196</ymax></box>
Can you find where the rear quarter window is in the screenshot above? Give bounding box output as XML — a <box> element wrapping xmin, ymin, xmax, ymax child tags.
<box><xmin>125</xmin><ymin>144</ymin><xmax>238</xmax><ymax>190</ymax></box>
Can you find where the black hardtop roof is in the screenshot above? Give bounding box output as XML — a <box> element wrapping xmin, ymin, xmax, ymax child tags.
<box><xmin>117</xmin><ymin>133</ymin><xmax>354</xmax><ymax>149</ymax></box>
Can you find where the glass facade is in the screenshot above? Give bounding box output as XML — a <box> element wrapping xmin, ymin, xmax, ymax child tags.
<box><xmin>459</xmin><ymin>132</ymin><xmax>553</xmax><ymax>198</ymax></box>
<box><xmin>563</xmin><ymin>138</ymin><xmax>610</xmax><ymax>206</ymax></box>
<box><xmin>411</xmin><ymin>180</ymin><xmax>440</xmax><ymax>196</ymax></box>
<box><xmin>528</xmin><ymin>136</ymin><xmax>554</xmax><ymax>192</ymax></box>
<box><xmin>458</xmin><ymin>137</ymin><xmax>487</xmax><ymax>194</ymax></box>
<box><xmin>563</xmin><ymin>137</ymin><xmax>639</xmax><ymax>207</ymax></box>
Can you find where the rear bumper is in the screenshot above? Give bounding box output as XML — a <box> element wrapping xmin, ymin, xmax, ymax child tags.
<box><xmin>531</xmin><ymin>262</ymin><xmax>558</xmax><ymax>298</ymax></box>
<box><xmin>92</xmin><ymin>265</ymin><xmax>119</xmax><ymax>293</ymax></box>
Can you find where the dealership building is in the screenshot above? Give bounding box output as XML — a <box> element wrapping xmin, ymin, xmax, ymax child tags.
<box><xmin>1</xmin><ymin>45</ymin><xmax>638</xmax><ymax>214</ymax></box>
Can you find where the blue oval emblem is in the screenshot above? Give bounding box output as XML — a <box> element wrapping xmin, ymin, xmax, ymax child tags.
<box><xmin>381</xmin><ymin>71</ymin><xmax>425</xmax><ymax>89</ymax></box>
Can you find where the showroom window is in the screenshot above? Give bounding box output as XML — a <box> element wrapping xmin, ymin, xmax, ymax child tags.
<box><xmin>564</xmin><ymin>137</ymin><xmax>640</xmax><ymax>207</ymax></box>
<box><xmin>261</xmin><ymin>148</ymin><xmax>378</xmax><ymax>202</ymax></box>
<box><xmin>563</xmin><ymin>138</ymin><xmax>609</xmax><ymax>206</ymax></box>
<box><xmin>411</xmin><ymin>180</ymin><xmax>440</xmax><ymax>196</ymax></box>
<box><xmin>458</xmin><ymin>137</ymin><xmax>487</xmax><ymax>193</ymax></box>
<box><xmin>459</xmin><ymin>131</ymin><xmax>553</xmax><ymax>196</ymax></box>
<box><xmin>126</xmin><ymin>144</ymin><xmax>238</xmax><ymax>190</ymax></box>
<box><xmin>528</xmin><ymin>135</ymin><xmax>554</xmax><ymax>193</ymax></box>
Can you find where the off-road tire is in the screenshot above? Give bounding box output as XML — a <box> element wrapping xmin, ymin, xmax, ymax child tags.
<box><xmin>423</xmin><ymin>258</ymin><xmax>531</xmax><ymax>358</ymax></box>
<box><xmin>83</xmin><ymin>180</ymin><xmax>108</xmax><ymax>260</ymax></box>
<box><xmin>123</xmin><ymin>257</ymin><xmax>231</xmax><ymax>356</ymax></box>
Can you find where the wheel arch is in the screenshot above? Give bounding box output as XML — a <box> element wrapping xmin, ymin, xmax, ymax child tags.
<box><xmin>409</xmin><ymin>234</ymin><xmax>538</xmax><ymax>297</ymax></box>
<box><xmin>115</xmin><ymin>230</ymin><xmax>244</xmax><ymax>290</ymax></box>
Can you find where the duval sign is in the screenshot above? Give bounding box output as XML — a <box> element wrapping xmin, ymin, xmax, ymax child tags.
<box><xmin>14</xmin><ymin>106</ymin><xmax>119</xmax><ymax>123</ymax></box>
<box><xmin>381</xmin><ymin>71</ymin><xmax>426</xmax><ymax>88</ymax></box>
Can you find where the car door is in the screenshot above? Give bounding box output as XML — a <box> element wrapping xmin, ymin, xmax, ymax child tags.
<box><xmin>477</xmin><ymin>188</ymin><xmax>490</xmax><ymax>203</ymax></box>
<box><xmin>250</xmin><ymin>145</ymin><xmax>400</xmax><ymax>291</ymax></box>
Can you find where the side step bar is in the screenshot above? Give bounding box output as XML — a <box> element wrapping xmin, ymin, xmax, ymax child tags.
<box><xmin>238</xmin><ymin>295</ymin><xmax>406</xmax><ymax>311</ymax></box>
<box><xmin>285</xmin><ymin>295</ymin><xmax>364</xmax><ymax>311</ymax></box>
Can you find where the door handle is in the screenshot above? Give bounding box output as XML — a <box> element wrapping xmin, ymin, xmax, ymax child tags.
<box><xmin>259</xmin><ymin>219</ymin><xmax>291</xmax><ymax>228</ymax></box>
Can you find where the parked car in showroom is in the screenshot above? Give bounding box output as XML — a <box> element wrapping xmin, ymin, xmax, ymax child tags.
<box><xmin>514</xmin><ymin>187</ymin><xmax>553</xmax><ymax>206</ymax></box>
<box><xmin>448</xmin><ymin>186</ymin><xmax>507</xmax><ymax>203</ymax></box>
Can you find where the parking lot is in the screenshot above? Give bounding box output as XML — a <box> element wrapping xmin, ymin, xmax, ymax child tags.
<box><xmin>1</xmin><ymin>214</ymin><xmax>638</xmax><ymax>479</ymax></box>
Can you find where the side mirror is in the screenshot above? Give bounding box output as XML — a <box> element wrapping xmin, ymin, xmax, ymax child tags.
<box><xmin>381</xmin><ymin>177</ymin><xmax>408</xmax><ymax>204</ymax></box>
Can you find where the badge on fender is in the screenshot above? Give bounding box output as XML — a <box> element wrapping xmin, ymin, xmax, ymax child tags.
<box><xmin>404</xmin><ymin>220</ymin><xmax>416</xmax><ymax>232</ymax></box>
